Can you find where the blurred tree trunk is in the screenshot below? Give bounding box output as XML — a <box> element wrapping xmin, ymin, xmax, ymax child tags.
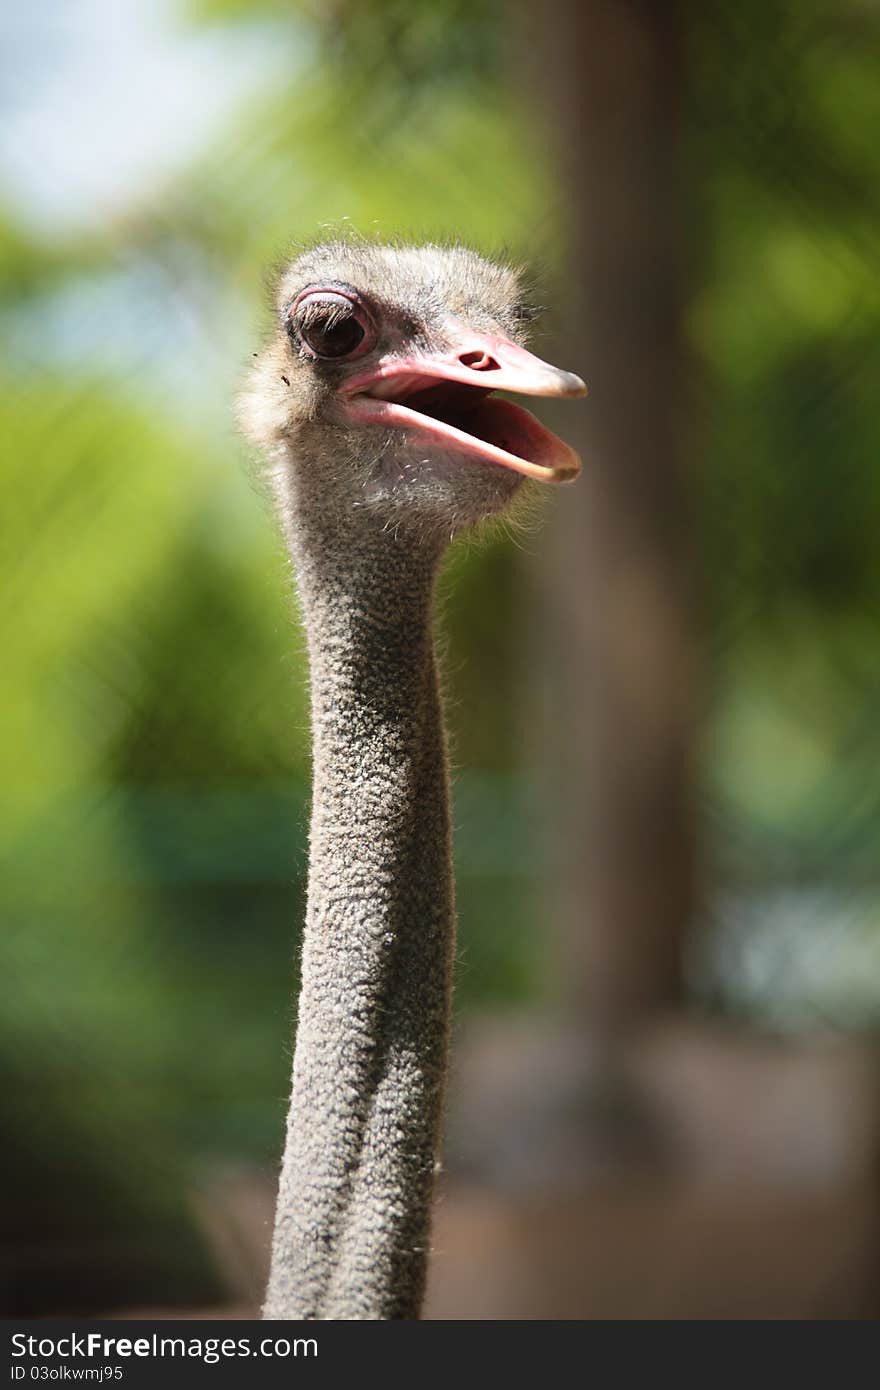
<box><xmin>529</xmin><ymin>0</ymin><xmax>696</xmax><ymax>1034</ymax></box>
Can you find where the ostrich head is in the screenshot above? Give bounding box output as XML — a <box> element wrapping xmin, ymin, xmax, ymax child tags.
<box><xmin>241</xmin><ymin>239</ymin><xmax>586</xmax><ymax>540</ymax></box>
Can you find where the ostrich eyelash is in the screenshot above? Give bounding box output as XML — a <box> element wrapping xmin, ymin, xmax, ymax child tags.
<box><xmin>296</xmin><ymin>301</ymin><xmax>353</xmax><ymax>331</ymax></box>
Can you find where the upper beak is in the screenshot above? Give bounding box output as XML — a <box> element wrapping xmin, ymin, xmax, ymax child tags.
<box><xmin>345</xmin><ymin>324</ymin><xmax>587</xmax><ymax>403</ymax></box>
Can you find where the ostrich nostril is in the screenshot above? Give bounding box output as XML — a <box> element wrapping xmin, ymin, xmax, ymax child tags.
<box><xmin>458</xmin><ymin>350</ymin><xmax>500</xmax><ymax>372</ymax></box>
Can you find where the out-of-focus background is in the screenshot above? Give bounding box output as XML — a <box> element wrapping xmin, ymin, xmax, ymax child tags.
<box><xmin>3</xmin><ymin>0</ymin><xmax>880</xmax><ymax>1319</ymax></box>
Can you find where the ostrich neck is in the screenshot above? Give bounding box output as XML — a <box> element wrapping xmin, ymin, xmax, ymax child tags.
<box><xmin>264</xmin><ymin>505</ymin><xmax>453</xmax><ymax>1320</ymax></box>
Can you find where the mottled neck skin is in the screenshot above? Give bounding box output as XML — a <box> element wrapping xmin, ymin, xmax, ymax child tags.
<box><xmin>264</xmin><ymin>474</ymin><xmax>453</xmax><ymax>1320</ymax></box>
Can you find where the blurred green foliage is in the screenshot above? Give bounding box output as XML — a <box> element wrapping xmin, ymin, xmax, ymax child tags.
<box><xmin>682</xmin><ymin>3</ymin><xmax>880</xmax><ymax>1023</ymax></box>
<box><xmin>687</xmin><ymin>5</ymin><xmax>880</xmax><ymax>860</ymax></box>
<box><xmin>2</xmin><ymin>0</ymin><xmax>880</xmax><ymax>1311</ymax></box>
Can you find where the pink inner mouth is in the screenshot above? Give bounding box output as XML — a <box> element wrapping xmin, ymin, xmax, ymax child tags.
<box><xmin>343</xmin><ymin>373</ymin><xmax>582</xmax><ymax>484</ymax></box>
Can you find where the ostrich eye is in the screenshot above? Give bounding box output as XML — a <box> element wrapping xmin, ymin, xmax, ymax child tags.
<box><xmin>291</xmin><ymin>290</ymin><xmax>373</xmax><ymax>361</ymax></box>
<box><xmin>302</xmin><ymin>311</ymin><xmax>364</xmax><ymax>359</ymax></box>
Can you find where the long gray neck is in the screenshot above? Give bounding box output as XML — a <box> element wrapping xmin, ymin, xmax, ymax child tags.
<box><xmin>263</xmin><ymin>502</ymin><xmax>453</xmax><ymax>1320</ymax></box>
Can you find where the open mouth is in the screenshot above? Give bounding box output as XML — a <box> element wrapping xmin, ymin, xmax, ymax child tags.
<box><xmin>341</xmin><ymin>348</ymin><xmax>586</xmax><ymax>485</ymax></box>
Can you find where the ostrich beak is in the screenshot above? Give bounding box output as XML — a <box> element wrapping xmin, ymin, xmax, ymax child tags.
<box><xmin>341</xmin><ymin>325</ymin><xmax>587</xmax><ymax>484</ymax></box>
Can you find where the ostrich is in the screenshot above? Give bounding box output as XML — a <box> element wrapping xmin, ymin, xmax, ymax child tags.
<box><xmin>240</xmin><ymin>239</ymin><xmax>585</xmax><ymax>1320</ymax></box>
